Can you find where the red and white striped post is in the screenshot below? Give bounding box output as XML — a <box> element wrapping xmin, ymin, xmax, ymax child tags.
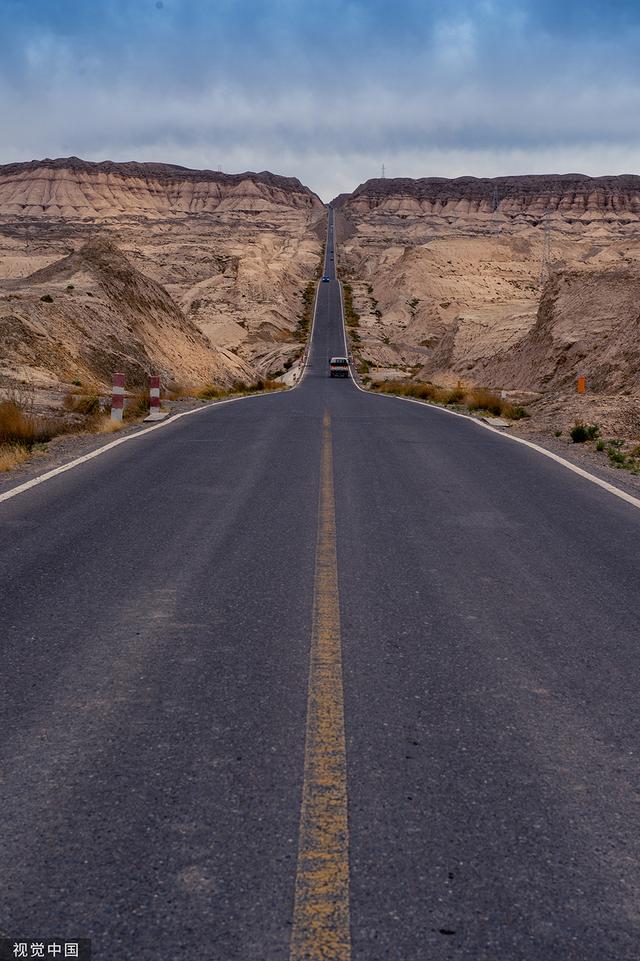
<box><xmin>111</xmin><ymin>372</ymin><xmax>125</xmax><ymax>421</ymax></box>
<box><xmin>149</xmin><ymin>375</ymin><xmax>161</xmax><ymax>415</ymax></box>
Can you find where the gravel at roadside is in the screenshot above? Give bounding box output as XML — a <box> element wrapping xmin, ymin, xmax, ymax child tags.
<box><xmin>507</xmin><ymin>422</ymin><xmax>640</xmax><ymax>498</ymax></box>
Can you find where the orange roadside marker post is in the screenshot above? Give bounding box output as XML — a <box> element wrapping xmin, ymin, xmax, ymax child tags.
<box><xmin>577</xmin><ymin>376</ymin><xmax>586</xmax><ymax>394</ymax></box>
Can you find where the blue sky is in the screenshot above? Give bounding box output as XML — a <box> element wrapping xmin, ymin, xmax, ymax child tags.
<box><xmin>2</xmin><ymin>0</ymin><xmax>640</xmax><ymax>199</ymax></box>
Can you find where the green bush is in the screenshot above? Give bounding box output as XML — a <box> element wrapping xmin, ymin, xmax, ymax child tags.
<box><xmin>607</xmin><ymin>447</ymin><xmax>628</xmax><ymax>467</ymax></box>
<box><xmin>570</xmin><ymin>422</ymin><xmax>600</xmax><ymax>443</ymax></box>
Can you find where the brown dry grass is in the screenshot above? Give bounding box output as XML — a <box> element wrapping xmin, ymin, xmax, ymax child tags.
<box><xmin>63</xmin><ymin>393</ymin><xmax>102</xmax><ymax>416</ymax></box>
<box><xmin>372</xmin><ymin>381</ymin><xmax>528</xmax><ymax>419</ymax></box>
<box><xmin>197</xmin><ymin>383</ymin><xmax>225</xmax><ymax>400</ymax></box>
<box><xmin>465</xmin><ymin>387</ymin><xmax>505</xmax><ymax>416</ymax></box>
<box><xmin>373</xmin><ymin>381</ymin><xmax>463</xmax><ymax>405</ymax></box>
<box><xmin>74</xmin><ymin>414</ymin><xmax>124</xmax><ymax>435</ymax></box>
<box><xmin>0</xmin><ymin>400</ymin><xmax>62</xmax><ymax>446</ymax></box>
<box><xmin>164</xmin><ymin>383</ymin><xmax>196</xmax><ymax>400</ymax></box>
<box><xmin>0</xmin><ymin>394</ymin><xmax>124</xmax><ymax>474</ymax></box>
<box><xmin>124</xmin><ymin>391</ymin><xmax>150</xmax><ymax>419</ymax></box>
<box><xmin>197</xmin><ymin>379</ymin><xmax>286</xmax><ymax>400</ymax></box>
<box><xmin>95</xmin><ymin>416</ymin><xmax>125</xmax><ymax>433</ymax></box>
<box><xmin>0</xmin><ymin>444</ymin><xmax>30</xmax><ymax>472</ymax></box>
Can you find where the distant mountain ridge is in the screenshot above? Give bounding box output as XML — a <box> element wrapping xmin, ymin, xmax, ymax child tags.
<box><xmin>333</xmin><ymin>174</ymin><xmax>640</xmax><ymax>219</ymax></box>
<box><xmin>0</xmin><ymin>157</ymin><xmax>324</xmax><ymax>219</ymax></box>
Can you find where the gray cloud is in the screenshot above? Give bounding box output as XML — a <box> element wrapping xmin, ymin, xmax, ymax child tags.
<box><xmin>1</xmin><ymin>0</ymin><xmax>640</xmax><ymax>199</ymax></box>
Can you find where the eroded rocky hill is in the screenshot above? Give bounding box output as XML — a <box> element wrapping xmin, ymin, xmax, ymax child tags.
<box><xmin>333</xmin><ymin>174</ymin><xmax>640</xmax><ymax>433</ymax></box>
<box><xmin>0</xmin><ymin>158</ymin><xmax>326</xmax><ymax>390</ymax></box>
<box><xmin>0</xmin><ymin>238</ymin><xmax>252</xmax><ymax>388</ymax></box>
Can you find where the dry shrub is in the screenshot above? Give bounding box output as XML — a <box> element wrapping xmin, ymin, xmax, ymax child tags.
<box><xmin>244</xmin><ymin>379</ymin><xmax>285</xmax><ymax>393</ymax></box>
<box><xmin>373</xmin><ymin>381</ymin><xmax>460</xmax><ymax>404</ymax></box>
<box><xmin>197</xmin><ymin>379</ymin><xmax>285</xmax><ymax>400</ymax></box>
<box><xmin>63</xmin><ymin>393</ymin><xmax>102</xmax><ymax>416</ymax></box>
<box><xmin>501</xmin><ymin>403</ymin><xmax>529</xmax><ymax>420</ymax></box>
<box><xmin>373</xmin><ymin>380</ymin><xmax>528</xmax><ymax>418</ymax></box>
<box><xmin>197</xmin><ymin>383</ymin><xmax>225</xmax><ymax>400</ymax></box>
<box><xmin>0</xmin><ymin>401</ymin><xmax>31</xmax><ymax>443</ymax></box>
<box><xmin>465</xmin><ymin>388</ymin><xmax>529</xmax><ymax>419</ymax></box>
<box><xmin>0</xmin><ymin>444</ymin><xmax>30</xmax><ymax>472</ymax></box>
<box><xmin>408</xmin><ymin>383</ymin><xmax>438</xmax><ymax>401</ymax></box>
<box><xmin>229</xmin><ymin>378</ymin><xmax>284</xmax><ymax>393</ymax></box>
<box><xmin>0</xmin><ymin>400</ymin><xmax>60</xmax><ymax>446</ymax></box>
<box><xmin>374</xmin><ymin>381</ymin><xmax>435</xmax><ymax>401</ymax></box>
<box><xmin>465</xmin><ymin>388</ymin><xmax>505</xmax><ymax>416</ymax></box>
<box><xmin>165</xmin><ymin>382</ymin><xmax>195</xmax><ymax>400</ymax></box>
<box><xmin>0</xmin><ymin>393</ymin><xmax>126</xmax><ymax>474</ymax></box>
<box><xmin>124</xmin><ymin>391</ymin><xmax>150</xmax><ymax>419</ymax></box>
<box><xmin>438</xmin><ymin>386</ymin><xmax>465</xmax><ymax>404</ymax></box>
<box><xmin>94</xmin><ymin>415</ymin><xmax>124</xmax><ymax>434</ymax></box>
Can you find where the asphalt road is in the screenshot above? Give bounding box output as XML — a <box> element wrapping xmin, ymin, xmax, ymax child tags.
<box><xmin>1</xmin><ymin>210</ymin><xmax>640</xmax><ymax>960</ymax></box>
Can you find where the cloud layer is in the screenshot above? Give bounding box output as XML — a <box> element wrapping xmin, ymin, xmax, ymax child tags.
<box><xmin>2</xmin><ymin>0</ymin><xmax>640</xmax><ymax>199</ymax></box>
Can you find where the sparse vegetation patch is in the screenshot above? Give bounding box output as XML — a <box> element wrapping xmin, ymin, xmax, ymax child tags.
<box><xmin>197</xmin><ymin>379</ymin><xmax>285</xmax><ymax>401</ymax></box>
<box><xmin>342</xmin><ymin>284</ymin><xmax>360</xmax><ymax>329</ymax></box>
<box><xmin>296</xmin><ymin>281</ymin><xmax>316</xmax><ymax>342</ymax></box>
<box><xmin>567</xmin><ymin>426</ymin><xmax>640</xmax><ymax>474</ymax></box>
<box><xmin>370</xmin><ymin>380</ymin><xmax>529</xmax><ymax>420</ymax></box>
<box><xmin>595</xmin><ymin>437</ymin><xmax>640</xmax><ymax>473</ymax></box>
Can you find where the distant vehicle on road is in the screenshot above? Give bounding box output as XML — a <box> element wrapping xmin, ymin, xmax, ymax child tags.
<box><xmin>321</xmin><ymin>275</ymin><xmax>330</xmax><ymax>282</ymax></box>
<box><xmin>329</xmin><ymin>356</ymin><xmax>350</xmax><ymax>378</ymax></box>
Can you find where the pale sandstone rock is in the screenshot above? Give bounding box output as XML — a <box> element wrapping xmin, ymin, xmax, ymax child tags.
<box><xmin>0</xmin><ymin>158</ymin><xmax>326</xmax><ymax>390</ymax></box>
<box><xmin>333</xmin><ymin>175</ymin><xmax>640</xmax><ymax>435</ymax></box>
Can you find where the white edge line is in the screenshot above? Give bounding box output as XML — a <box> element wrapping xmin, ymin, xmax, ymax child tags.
<box><xmin>0</xmin><ymin>392</ymin><xmax>273</xmax><ymax>506</ymax></box>
<box><xmin>336</xmin><ymin>254</ymin><xmax>640</xmax><ymax>514</ymax></box>
<box><xmin>0</xmin><ymin>213</ymin><xmax>331</xmax><ymax>507</ymax></box>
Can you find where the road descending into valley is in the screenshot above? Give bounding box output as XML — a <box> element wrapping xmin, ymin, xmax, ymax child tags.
<box><xmin>2</xmin><ymin>210</ymin><xmax>640</xmax><ymax>961</ymax></box>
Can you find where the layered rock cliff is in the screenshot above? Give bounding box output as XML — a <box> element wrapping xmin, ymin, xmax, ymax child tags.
<box><xmin>335</xmin><ymin>174</ymin><xmax>640</xmax><ymax>223</ymax></box>
<box><xmin>0</xmin><ymin>157</ymin><xmax>324</xmax><ymax>219</ymax></box>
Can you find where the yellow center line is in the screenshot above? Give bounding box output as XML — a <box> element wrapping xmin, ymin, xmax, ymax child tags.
<box><xmin>290</xmin><ymin>409</ymin><xmax>351</xmax><ymax>961</ymax></box>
